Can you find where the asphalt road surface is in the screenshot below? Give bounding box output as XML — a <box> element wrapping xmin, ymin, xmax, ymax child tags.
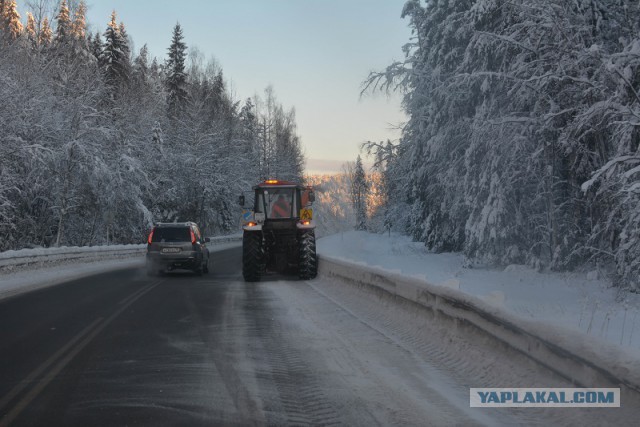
<box><xmin>0</xmin><ymin>246</ymin><xmax>635</xmax><ymax>426</ymax></box>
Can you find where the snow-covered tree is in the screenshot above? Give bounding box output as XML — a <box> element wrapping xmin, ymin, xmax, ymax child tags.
<box><xmin>348</xmin><ymin>156</ymin><xmax>369</xmax><ymax>231</ymax></box>
<box><xmin>54</xmin><ymin>0</ymin><xmax>71</xmax><ymax>45</ymax></box>
<box><xmin>90</xmin><ymin>31</ymin><xmax>102</xmax><ymax>60</ymax></box>
<box><xmin>133</xmin><ymin>44</ymin><xmax>149</xmax><ymax>79</ymax></box>
<box><xmin>2</xmin><ymin>0</ymin><xmax>22</xmax><ymax>42</ymax></box>
<box><xmin>0</xmin><ymin>3</ymin><xmax>305</xmax><ymax>249</ymax></box>
<box><xmin>165</xmin><ymin>22</ymin><xmax>187</xmax><ymax>117</ymax></box>
<box><xmin>251</xmin><ymin>86</ymin><xmax>304</xmax><ymax>182</ymax></box>
<box><xmin>239</xmin><ymin>98</ymin><xmax>258</xmax><ymax>150</ymax></box>
<box><xmin>70</xmin><ymin>0</ymin><xmax>87</xmax><ymax>40</ymax></box>
<box><xmin>367</xmin><ymin>0</ymin><xmax>640</xmax><ymax>290</ymax></box>
<box><xmin>39</xmin><ymin>17</ymin><xmax>52</xmax><ymax>47</ymax></box>
<box><xmin>118</xmin><ymin>22</ymin><xmax>130</xmax><ymax>60</ymax></box>
<box><xmin>25</xmin><ymin>11</ymin><xmax>37</xmax><ymax>47</ymax></box>
<box><xmin>100</xmin><ymin>11</ymin><xmax>130</xmax><ymax>98</ymax></box>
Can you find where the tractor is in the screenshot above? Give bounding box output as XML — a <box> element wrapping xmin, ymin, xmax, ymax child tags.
<box><xmin>239</xmin><ymin>180</ymin><xmax>317</xmax><ymax>282</ymax></box>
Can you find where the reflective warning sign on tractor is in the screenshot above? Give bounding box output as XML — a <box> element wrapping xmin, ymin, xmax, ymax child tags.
<box><xmin>300</xmin><ymin>208</ymin><xmax>313</xmax><ymax>220</ymax></box>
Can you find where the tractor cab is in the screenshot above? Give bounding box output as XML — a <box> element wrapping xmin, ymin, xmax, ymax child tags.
<box><xmin>239</xmin><ymin>180</ymin><xmax>316</xmax><ymax>281</ymax></box>
<box><xmin>240</xmin><ymin>180</ymin><xmax>315</xmax><ymax>227</ymax></box>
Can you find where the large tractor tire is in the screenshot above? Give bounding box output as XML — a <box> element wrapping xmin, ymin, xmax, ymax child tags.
<box><xmin>243</xmin><ymin>231</ymin><xmax>264</xmax><ymax>282</ymax></box>
<box><xmin>298</xmin><ymin>230</ymin><xmax>317</xmax><ymax>280</ymax></box>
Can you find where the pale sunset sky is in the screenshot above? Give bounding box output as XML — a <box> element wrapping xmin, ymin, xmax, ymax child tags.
<box><xmin>20</xmin><ymin>0</ymin><xmax>412</xmax><ymax>174</ymax></box>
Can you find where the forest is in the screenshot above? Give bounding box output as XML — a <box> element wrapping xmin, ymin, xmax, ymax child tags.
<box><xmin>0</xmin><ymin>0</ymin><xmax>305</xmax><ymax>250</ymax></box>
<box><xmin>366</xmin><ymin>0</ymin><xmax>640</xmax><ymax>291</ymax></box>
<box><xmin>4</xmin><ymin>0</ymin><xmax>640</xmax><ymax>292</ymax></box>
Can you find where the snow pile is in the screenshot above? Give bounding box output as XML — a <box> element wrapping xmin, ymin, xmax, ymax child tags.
<box><xmin>0</xmin><ymin>244</ymin><xmax>146</xmax><ymax>271</ymax></box>
<box><xmin>317</xmin><ymin>231</ymin><xmax>640</xmax><ymax>357</ymax></box>
<box><xmin>0</xmin><ymin>244</ymin><xmax>144</xmax><ymax>261</ymax></box>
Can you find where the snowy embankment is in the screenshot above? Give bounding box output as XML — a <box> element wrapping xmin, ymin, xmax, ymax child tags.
<box><xmin>0</xmin><ymin>235</ymin><xmax>242</xmax><ymax>301</ymax></box>
<box><xmin>0</xmin><ymin>244</ymin><xmax>147</xmax><ymax>271</ymax></box>
<box><xmin>317</xmin><ymin>231</ymin><xmax>640</xmax><ymax>392</ymax></box>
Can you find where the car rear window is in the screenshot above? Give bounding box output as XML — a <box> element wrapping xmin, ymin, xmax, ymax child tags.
<box><xmin>152</xmin><ymin>227</ymin><xmax>191</xmax><ymax>242</ymax></box>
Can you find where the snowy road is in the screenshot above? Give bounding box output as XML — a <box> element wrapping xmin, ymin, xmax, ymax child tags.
<box><xmin>0</xmin><ymin>247</ymin><xmax>636</xmax><ymax>426</ymax></box>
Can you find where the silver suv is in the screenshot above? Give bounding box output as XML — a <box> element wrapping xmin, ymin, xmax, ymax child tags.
<box><xmin>146</xmin><ymin>222</ymin><xmax>211</xmax><ymax>276</ymax></box>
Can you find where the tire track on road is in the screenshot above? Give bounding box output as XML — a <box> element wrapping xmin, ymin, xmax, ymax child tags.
<box><xmin>246</xmin><ymin>283</ymin><xmax>341</xmax><ymax>427</ymax></box>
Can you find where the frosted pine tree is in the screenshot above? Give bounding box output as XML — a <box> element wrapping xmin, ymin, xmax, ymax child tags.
<box><xmin>134</xmin><ymin>45</ymin><xmax>150</xmax><ymax>80</ymax></box>
<box><xmin>54</xmin><ymin>0</ymin><xmax>71</xmax><ymax>45</ymax></box>
<box><xmin>100</xmin><ymin>11</ymin><xmax>130</xmax><ymax>98</ymax></box>
<box><xmin>3</xmin><ymin>0</ymin><xmax>22</xmax><ymax>42</ymax></box>
<box><xmin>39</xmin><ymin>17</ymin><xmax>52</xmax><ymax>47</ymax></box>
<box><xmin>25</xmin><ymin>11</ymin><xmax>36</xmax><ymax>48</ymax></box>
<box><xmin>240</xmin><ymin>98</ymin><xmax>258</xmax><ymax>151</ymax></box>
<box><xmin>131</xmin><ymin>44</ymin><xmax>154</xmax><ymax>102</ymax></box>
<box><xmin>118</xmin><ymin>22</ymin><xmax>130</xmax><ymax>62</ymax></box>
<box><xmin>70</xmin><ymin>1</ymin><xmax>87</xmax><ymax>40</ymax></box>
<box><xmin>67</xmin><ymin>1</ymin><xmax>92</xmax><ymax>61</ymax></box>
<box><xmin>351</xmin><ymin>156</ymin><xmax>369</xmax><ymax>231</ymax></box>
<box><xmin>239</xmin><ymin>98</ymin><xmax>262</xmax><ymax>184</ymax></box>
<box><xmin>90</xmin><ymin>31</ymin><xmax>102</xmax><ymax>61</ymax></box>
<box><xmin>166</xmin><ymin>22</ymin><xmax>188</xmax><ymax>117</ymax></box>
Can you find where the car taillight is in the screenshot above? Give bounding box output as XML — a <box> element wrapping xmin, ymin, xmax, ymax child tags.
<box><xmin>190</xmin><ymin>229</ymin><xmax>196</xmax><ymax>244</ymax></box>
<box><xmin>147</xmin><ymin>229</ymin><xmax>154</xmax><ymax>244</ymax></box>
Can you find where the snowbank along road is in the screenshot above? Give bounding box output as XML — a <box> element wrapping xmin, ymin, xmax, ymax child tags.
<box><xmin>0</xmin><ymin>246</ymin><xmax>638</xmax><ymax>425</ymax></box>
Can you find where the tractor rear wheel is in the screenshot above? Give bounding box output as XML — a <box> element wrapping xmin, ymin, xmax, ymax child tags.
<box><xmin>243</xmin><ymin>231</ymin><xmax>264</xmax><ymax>282</ymax></box>
<box><xmin>298</xmin><ymin>230</ymin><xmax>317</xmax><ymax>280</ymax></box>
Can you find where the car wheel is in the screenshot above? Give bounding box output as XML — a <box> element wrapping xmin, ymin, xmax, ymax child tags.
<box><xmin>203</xmin><ymin>260</ymin><xmax>209</xmax><ymax>274</ymax></box>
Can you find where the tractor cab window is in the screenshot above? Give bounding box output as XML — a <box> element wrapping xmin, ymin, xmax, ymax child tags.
<box><xmin>253</xmin><ymin>192</ymin><xmax>263</xmax><ymax>213</ymax></box>
<box><xmin>263</xmin><ymin>188</ymin><xmax>294</xmax><ymax>219</ymax></box>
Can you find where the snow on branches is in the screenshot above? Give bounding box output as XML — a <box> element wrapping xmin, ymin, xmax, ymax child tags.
<box><xmin>0</xmin><ymin>3</ymin><xmax>304</xmax><ymax>248</ymax></box>
<box><xmin>367</xmin><ymin>0</ymin><xmax>640</xmax><ymax>291</ymax></box>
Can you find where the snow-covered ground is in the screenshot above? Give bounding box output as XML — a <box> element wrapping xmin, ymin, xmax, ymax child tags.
<box><xmin>317</xmin><ymin>231</ymin><xmax>640</xmax><ymax>358</ymax></box>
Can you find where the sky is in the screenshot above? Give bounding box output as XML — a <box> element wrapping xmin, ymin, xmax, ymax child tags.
<box><xmin>20</xmin><ymin>0</ymin><xmax>412</xmax><ymax>174</ymax></box>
